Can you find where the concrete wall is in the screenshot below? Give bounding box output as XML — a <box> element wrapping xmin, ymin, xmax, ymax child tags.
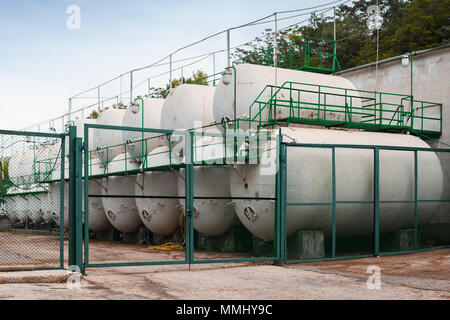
<box><xmin>338</xmin><ymin>46</ymin><xmax>450</xmax><ymax>226</ymax></box>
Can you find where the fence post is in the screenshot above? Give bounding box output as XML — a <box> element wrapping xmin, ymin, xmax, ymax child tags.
<box><xmin>414</xmin><ymin>150</ymin><xmax>418</xmax><ymax>250</ymax></box>
<box><xmin>185</xmin><ymin>131</ymin><xmax>195</xmax><ymax>267</ymax></box>
<box><xmin>68</xmin><ymin>126</ymin><xmax>83</xmax><ymax>273</ymax></box>
<box><xmin>59</xmin><ymin>134</ymin><xmax>66</xmax><ymax>269</ymax></box>
<box><xmin>374</xmin><ymin>147</ymin><xmax>380</xmax><ymax>256</ymax></box>
<box><xmin>278</xmin><ymin>130</ymin><xmax>287</xmax><ymax>264</ymax></box>
<box><xmin>331</xmin><ymin>147</ymin><xmax>336</xmax><ymax>258</ymax></box>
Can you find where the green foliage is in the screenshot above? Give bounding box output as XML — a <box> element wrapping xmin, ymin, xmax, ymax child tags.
<box><xmin>148</xmin><ymin>70</ymin><xmax>209</xmax><ymax>99</ymax></box>
<box><xmin>88</xmin><ymin>110</ymin><xmax>99</xmax><ymax>119</ymax></box>
<box><xmin>0</xmin><ymin>160</ymin><xmax>9</xmax><ymax>198</ymax></box>
<box><xmin>233</xmin><ymin>0</ymin><xmax>449</xmax><ymax>70</ymax></box>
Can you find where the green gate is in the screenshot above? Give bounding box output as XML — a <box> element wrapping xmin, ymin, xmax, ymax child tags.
<box><xmin>0</xmin><ymin>129</ymin><xmax>67</xmax><ymax>270</ymax></box>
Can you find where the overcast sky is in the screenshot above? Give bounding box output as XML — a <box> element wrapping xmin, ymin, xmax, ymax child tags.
<box><xmin>0</xmin><ymin>0</ymin><xmax>343</xmax><ymax>131</ymax></box>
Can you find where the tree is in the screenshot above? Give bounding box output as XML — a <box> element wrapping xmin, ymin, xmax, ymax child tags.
<box><xmin>232</xmin><ymin>0</ymin><xmax>449</xmax><ymax>70</ymax></box>
<box><xmin>148</xmin><ymin>70</ymin><xmax>209</xmax><ymax>99</ymax></box>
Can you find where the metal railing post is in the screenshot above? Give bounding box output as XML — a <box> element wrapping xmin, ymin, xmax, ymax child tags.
<box><xmin>374</xmin><ymin>147</ymin><xmax>380</xmax><ymax>256</ymax></box>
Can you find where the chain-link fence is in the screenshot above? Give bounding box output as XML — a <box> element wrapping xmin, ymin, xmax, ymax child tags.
<box><xmin>82</xmin><ymin>121</ymin><xmax>282</xmax><ymax>268</ymax></box>
<box><xmin>0</xmin><ymin>130</ymin><xmax>66</xmax><ymax>270</ymax></box>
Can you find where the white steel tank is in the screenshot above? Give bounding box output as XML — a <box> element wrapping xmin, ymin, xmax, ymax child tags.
<box><xmin>230</xmin><ymin>127</ymin><xmax>444</xmax><ymax>241</ymax></box>
<box><xmin>177</xmin><ymin>130</ymin><xmax>237</xmax><ymax>236</ymax></box>
<box><xmin>93</xmin><ymin>108</ymin><xmax>126</xmax><ymax>165</ymax></box>
<box><xmin>213</xmin><ymin>64</ymin><xmax>362</xmax><ymax>130</ymax></box>
<box><xmin>52</xmin><ymin>161</ymin><xmax>70</xmax><ymax>229</ymax></box>
<box><xmin>122</xmin><ymin>98</ymin><xmax>165</xmax><ymax>162</ymax></box>
<box><xmin>19</xmin><ymin>149</ymin><xmax>43</xmax><ymax>223</ymax></box>
<box><xmin>66</xmin><ymin>119</ymin><xmax>97</xmax><ymax>156</ymax></box>
<box><xmin>15</xmin><ymin>196</ymin><xmax>28</xmax><ymax>223</ymax></box>
<box><xmin>87</xmin><ymin>159</ymin><xmax>111</xmax><ymax>232</ymax></box>
<box><xmin>34</xmin><ymin>145</ymin><xmax>54</xmax><ymax>223</ymax></box>
<box><xmin>135</xmin><ymin>146</ymin><xmax>183</xmax><ymax>236</ymax></box>
<box><xmin>101</xmin><ymin>153</ymin><xmax>142</xmax><ymax>233</ymax></box>
<box><xmin>160</xmin><ymin>84</ymin><xmax>216</xmax><ymax>132</ymax></box>
<box><xmin>4</xmin><ymin>193</ymin><xmax>19</xmax><ymax>223</ymax></box>
<box><xmin>47</xmin><ymin>182</ymin><xmax>62</xmax><ymax>226</ymax></box>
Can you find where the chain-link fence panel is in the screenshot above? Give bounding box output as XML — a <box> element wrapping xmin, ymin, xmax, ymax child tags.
<box><xmin>0</xmin><ymin>131</ymin><xmax>66</xmax><ymax>270</ymax></box>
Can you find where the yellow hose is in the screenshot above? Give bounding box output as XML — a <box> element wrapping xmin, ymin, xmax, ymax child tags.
<box><xmin>148</xmin><ymin>243</ymin><xmax>184</xmax><ymax>251</ymax></box>
<box><xmin>147</xmin><ymin>213</ymin><xmax>186</xmax><ymax>252</ymax></box>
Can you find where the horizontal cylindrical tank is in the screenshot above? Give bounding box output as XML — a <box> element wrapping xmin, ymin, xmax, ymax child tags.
<box><xmin>213</xmin><ymin>64</ymin><xmax>361</xmax><ymax>130</ymax></box>
<box><xmin>47</xmin><ymin>182</ymin><xmax>62</xmax><ymax>226</ymax></box>
<box><xmin>102</xmin><ymin>153</ymin><xmax>142</xmax><ymax>233</ymax></box>
<box><xmin>178</xmin><ymin>167</ymin><xmax>237</xmax><ymax>237</ymax></box>
<box><xmin>87</xmin><ymin>160</ymin><xmax>111</xmax><ymax>232</ymax></box>
<box><xmin>160</xmin><ymin>84</ymin><xmax>216</xmax><ymax>133</ymax></box>
<box><xmin>135</xmin><ymin>146</ymin><xmax>183</xmax><ymax>236</ymax></box>
<box><xmin>177</xmin><ymin>131</ymin><xmax>237</xmax><ymax>236</ymax></box>
<box><xmin>230</xmin><ymin>127</ymin><xmax>444</xmax><ymax>241</ymax></box>
<box><xmin>65</xmin><ymin>119</ymin><xmax>96</xmax><ymax>157</ymax></box>
<box><xmin>4</xmin><ymin>195</ymin><xmax>19</xmax><ymax>223</ymax></box>
<box><xmin>122</xmin><ymin>98</ymin><xmax>165</xmax><ymax>162</ymax></box>
<box><xmin>93</xmin><ymin>108</ymin><xmax>126</xmax><ymax>164</ymax></box>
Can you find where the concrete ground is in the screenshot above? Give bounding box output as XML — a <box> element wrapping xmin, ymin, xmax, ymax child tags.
<box><xmin>0</xmin><ymin>249</ymin><xmax>449</xmax><ymax>300</ymax></box>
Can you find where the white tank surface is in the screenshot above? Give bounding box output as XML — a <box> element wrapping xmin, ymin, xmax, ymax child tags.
<box><xmin>136</xmin><ymin>146</ymin><xmax>183</xmax><ymax>236</ymax></box>
<box><xmin>160</xmin><ymin>84</ymin><xmax>216</xmax><ymax>132</ymax></box>
<box><xmin>102</xmin><ymin>153</ymin><xmax>142</xmax><ymax>233</ymax></box>
<box><xmin>122</xmin><ymin>98</ymin><xmax>165</xmax><ymax>162</ymax></box>
<box><xmin>65</xmin><ymin>119</ymin><xmax>97</xmax><ymax>157</ymax></box>
<box><xmin>18</xmin><ymin>149</ymin><xmax>44</xmax><ymax>224</ymax></box>
<box><xmin>15</xmin><ymin>196</ymin><xmax>28</xmax><ymax>223</ymax></box>
<box><xmin>7</xmin><ymin>151</ymin><xmax>23</xmax><ymax>186</ymax></box>
<box><xmin>230</xmin><ymin>127</ymin><xmax>444</xmax><ymax>241</ymax></box>
<box><xmin>177</xmin><ymin>131</ymin><xmax>237</xmax><ymax>236</ymax></box>
<box><xmin>93</xmin><ymin>108</ymin><xmax>127</xmax><ymax>164</ymax></box>
<box><xmin>178</xmin><ymin>167</ymin><xmax>237</xmax><ymax>237</ymax></box>
<box><xmin>47</xmin><ymin>182</ymin><xmax>63</xmax><ymax>226</ymax></box>
<box><xmin>213</xmin><ymin>63</ymin><xmax>361</xmax><ymax>130</ymax></box>
<box><xmin>87</xmin><ymin>160</ymin><xmax>111</xmax><ymax>232</ymax></box>
<box><xmin>4</xmin><ymin>195</ymin><xmax>19</xmax><ymax>223</ymax></box>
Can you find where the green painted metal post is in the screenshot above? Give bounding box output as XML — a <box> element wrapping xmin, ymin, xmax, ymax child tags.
<box><xmin>68</xmin><ymin>126</ymin><xmax>76</xmax><ymax>267</ymax></box>
<box><xmin>374</xmin><ymin>147</ymin><xmax>380</xmax><ymax>256</ymax></box>
<box><xmin>414</xmin><ymin>150</ymin><xmax>418</xmax><ymax>250</ymax></box>
<box><xmin>75</xmin><ymin>137</ymin><xmax>83</xmax><ymax>272</ymax></box>
<box><xmin>83</xmin><ymin>124</ymin><xmax>90</xmax><ymax>268</ymax></box>
<box><xmin>185</xmin><ymin>132</ymin><xmax>195</xmax><ymax>267</ymax></box>
<box><xmin>59</xmin><ymin>135</ymin><xmax>66</xmax><ymax>269</ymax></box>
<box><xmin>274</xmin><ymin>129</ymin><xmax>283</xmax><ymax>262</ymax></box>
<box><xmin>68</xmin><ymin>125</ymin><xmax>83</xmax><ymax>272</ymax></box>
<box><xmin>331</xmin><ymin>147</ymin><xmax>336</xmax><ymax>258</ymax></box>
<box><xmin>279</xmin><ymin>134</ymin><xmax>287</xmax><ymax>264</ymax></box>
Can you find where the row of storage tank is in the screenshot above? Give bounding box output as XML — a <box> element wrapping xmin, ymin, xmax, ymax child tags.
<box><xmin>3</xmin><ymin>64</ymin><xmax>445</xmax><ymax>241</ymax></box>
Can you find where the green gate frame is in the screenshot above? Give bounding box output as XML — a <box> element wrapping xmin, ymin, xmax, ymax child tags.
<box><xmin>278</xmin><ymin>135</ymin><xmax>450</xmax><ymax>264</ymax></box>
<box><xmin>0</xmin><ymin>129</ymin><xmax>67</xmax><ymax>271</ymax></box>
<box><xmin>80</xmin><ymin>124</ymin><xmax>282</xmax><ymax>272</ymax></box>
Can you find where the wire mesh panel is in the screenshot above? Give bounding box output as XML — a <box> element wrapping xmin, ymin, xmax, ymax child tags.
<box><xmin>191</xmin><ymin>131</ymin><xmax>280</xmax><ymax>264</ymax></box>
<box><xmin>0</xmin><ymin>131</ymin><xmax>66</xmax><ymax>270</ymax></box>
<box><xmin>83</xmin><ymin>124</ymin><xmax>190</xmax><ymax>267</ymax></box>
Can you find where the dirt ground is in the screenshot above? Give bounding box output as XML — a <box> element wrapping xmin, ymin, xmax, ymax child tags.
<box><xmin>0</xmin><ymin>248</ymin><xmax>448</xmax><ymax>300</ymax></box>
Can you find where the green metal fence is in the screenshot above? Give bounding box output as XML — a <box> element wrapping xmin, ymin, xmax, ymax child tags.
<box><xmin>81</xmin><ymin>124</ymin><xmax>281</xmax><ymax>271</ymax></box>
<box><xmin>249</xmin><ymin>81</ymin><xmax>442</xmax><ymax>137</ymax></box>
<box><xmin>279</xmin><ymin>137</ymin><xmax>450</xmax><ymax>264</ymax></box>
<box><xmin>0</xmin><ymin>129</ymin><xmax>67</xmax><ymax>270</ymax></box>
<box><xmin>233</xmin><ymin>36</ymin><xmax>341</xmax><ymax>75</ymax></box>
